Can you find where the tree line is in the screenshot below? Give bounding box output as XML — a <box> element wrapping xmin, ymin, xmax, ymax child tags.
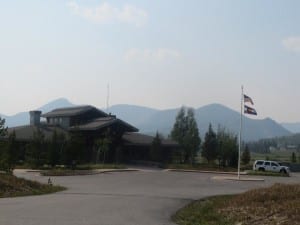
<box><xmin>168</xmin><ymin>107</ymin><xmax>250</xmax><ymax>167</ymax></box>
<box><xmin>0</xmin><ymin>116</ymin><xmax>117</xmax><ymax>172</ymax></box>
<box><xmin>0</xmin><ymin>108</ymin><xmax>251</xmax><ymax>172</ymax></box>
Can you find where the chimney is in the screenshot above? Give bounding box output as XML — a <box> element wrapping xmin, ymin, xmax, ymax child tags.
<box><xmin>29</xmin><ymin>111</ymin><xmax>42</xmax><ymax>126</ymax></box>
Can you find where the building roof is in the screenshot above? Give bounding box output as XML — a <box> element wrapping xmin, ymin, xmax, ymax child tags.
<box><xmin>122</xmin><ymin>132</ymin><xmax>178</xmax><ymax>146</ymax></box>
<box><xmin>7</xmin><ymin>125</ymin><xmax>68</xmax><ymax>141</ymax></box>
<box><xmin>69</xmin><ymin>117</ymin><xmax>138</xmax><ymax>132</ymax></box>
<box><xmin>41</xmin><ymin>105</ymin><xmax>107</xmax><ymax>118</ymax></box>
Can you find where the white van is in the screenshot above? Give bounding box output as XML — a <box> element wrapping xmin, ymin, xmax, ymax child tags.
<box><xmin>253</xmin><ymin>160</ymin><xmax>290</xmax><ymax>175</ymax></box>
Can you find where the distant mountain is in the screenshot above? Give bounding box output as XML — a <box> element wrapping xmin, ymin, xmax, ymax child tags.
<box><xmin>108</xmin><ymin>104</ymin><xmax>159</xmax><ymax>126</ymax></box>
<box><xmin>2</xmin><ymin>98</ymin><xmax>74</xmax><ymax>127</ymax></box>
<box><xmin>109</xmin><ymin>103</ymin><xmax>291</xmax><ymax>141</ymax></box>
<box><xmin>0</xmin><ymin>98</ymin><xmax>292</xmax><ymax>141</ymax></box>
<box><xmin>281</xmin><ymin>122</ymin><xmax>300</xmax><ymax>133</ymax></box>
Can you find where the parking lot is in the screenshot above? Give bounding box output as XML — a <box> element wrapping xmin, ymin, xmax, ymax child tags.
<box><xmin>1</xmin><ymin>169</ymin><xmax>299</xmax><ymax>225</ymax></box>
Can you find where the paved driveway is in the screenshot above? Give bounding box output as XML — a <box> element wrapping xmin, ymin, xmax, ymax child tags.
<box><xmin>1</xmin><ymin>169</ymin><xmax>299</xmax><ymax>225</ymax></box>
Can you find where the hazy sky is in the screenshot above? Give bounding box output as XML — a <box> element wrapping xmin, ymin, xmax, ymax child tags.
<box><xmin>1</xmin><ymin>1</ymin><xmax>300</xmax><ymax>123</ymax></box>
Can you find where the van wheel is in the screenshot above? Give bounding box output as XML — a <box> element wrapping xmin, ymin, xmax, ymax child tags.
<box><xmin>258</xmin><ymin>168</ymin><xmax>265</xmax><ymax>172</ymax></box>
<box><xmin>280</xmin><ymin>169</ymin><xmax>286</xmax><ymax>174</ymax></box>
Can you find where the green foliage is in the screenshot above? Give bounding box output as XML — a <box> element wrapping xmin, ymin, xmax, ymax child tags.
<box><xmin>185</xmin><ymin>109</ymin><xmax>201</xmax><ymax>164</ymax></box>
<box><xmin>170</xmin><ymin>107</ymin><xmax>201</xmax><ymax>164</ymax></box>
<box><xmin>241</xmin><ymin>145</ymin><xmax>251</xmax><ymax>165</ymax></box>
<box><xmin>0</xmin><ymin>119</ymin><xmax>18</xmax><ymax>173</ymax></box>
<box><xmin>1</xmin><ymin>131</ymin><xmax>19</xmax><ymax>173</ymax></box>
<box><xmin>150</xmin><ymin>132</ymin><xmax>163</xmax><ymax>162</ymax></box>
<box><xmin>62</xmin><ymin>130</ymin><xmax>85</xmax><ymax>166</ymax></box>
<box><xmin>0</xmin><ymin>117</ymin><xmax>7</xmax><ymax>137</ymax></box>
<box><xmin>47</xmin><ymin>130</ymin><xmax>66</xmax><ymax>167</ymax></box>
<box><xmin>291</xmin><ymin>152</ymin><xmax>297</xmax><ymax>163</ymax></box>
<box><xmin>95</xmin><ymin>136</ymin><xmax>111</xmax><ymax>164</ymax></box>
<box><xmin>247</xmin><ymin>139</ymin><xmax>273</xmax><ymax>153</ymax></box>
<box><xmin>201</xmin><ymin>124</ymin><xmax>218</xmax><ymax>163</ymax></box>
<box><xmin>25</xmin><ymin>128</ymin><xmax>46</xmax><ymax>168</ymax></box>
<box><xmin>216</xmin><ymin>126</ymin><xmax>239</xmax><ymax>167</ymax></box>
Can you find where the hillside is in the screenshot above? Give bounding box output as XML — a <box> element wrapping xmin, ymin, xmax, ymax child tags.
<box><xmin>109</xmin><ymin>103</ymin><xmax>291</xmax><ymax>141</ymax></box>
<box><xmin>281</xmin><ymin>122</ymin><xmax>300</xmax><ymax>133</ymax></box>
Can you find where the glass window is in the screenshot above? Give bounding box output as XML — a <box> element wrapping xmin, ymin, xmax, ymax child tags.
<box><xmin>264</xmin><ymin>162</ymin><xmax>270</xmax><ymax>166</ymax></box>
<box><xmin>271</xmin><ymin>162</ymin><xmax>279</xmax><ymax>167</ymax></box>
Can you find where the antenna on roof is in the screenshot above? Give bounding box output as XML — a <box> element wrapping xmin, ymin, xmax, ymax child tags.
<box><xmin>106</xmin><ymin>83</ymin><xmax>110</xmax><ymax>113</ymax></box>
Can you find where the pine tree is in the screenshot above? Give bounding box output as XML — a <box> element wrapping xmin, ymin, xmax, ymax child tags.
<box><xmin>170</xmin><ymin>107</ymin><xmax>201</xmax><ymax>164</ymax></box>
<box><xmin>48</xmin><ymin>130</ymin><xmax>65</xmax><ymax>167</ymax></box>
<box><xmin>171</xmin><ymin>107</ymin><xmax>188</xmax><ymax>163</ymax></box>
<box><xmin>291</xmin><ymin>152</ymin><xmax>297</xmax><ymax>163</ymax></box>
<box><xmin>150</xmin><ymin>132</ymin><xmax>162</xmax><ymax>162</ymax></box>
<box><xmin>95</xmin><ymin>136</ymin><xmax>111</xmax><ymax>164</ymax></box>
<box><xmin>5</xmin><ymin>130</ymin><xmax>18</xmax><ymax>172</ymax></box>
<box><xmin>185</xmin><ymin>108</ymin><xmax>201</xmax><ymax>164</ymax></box>
<box><xmin>25</xmin><ymin>128</ymin><xmax>46</xmax><ymax>168</ymax></box>
<box><xmin>241</xmin><ymin>144</ymin><xmax>251</xmax><ymax>165</ymax></box>
<box><xmin>0</xmin><ymin>117</ymin><xmax>7</xmax><ymax>137</ymax></box>
<box><xmin>201</xmin><ymin>124</ymin><xmax>217</xmax><ymax>163</ymax></box>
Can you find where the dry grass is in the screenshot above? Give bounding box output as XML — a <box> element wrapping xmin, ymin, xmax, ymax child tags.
<box><xmin>173</xmin><ymin>183</ymin><xmax>300</xmax><ymax>225</ymax></box>
<box><xmin>0</xmin><ymin>173</ymin><xmax>66</xmax><ymax>198</ymax></box>
<box><xmin>220</xmin><ymin>183</ymin><xmax>300</xmax><ymax>225</ymax></box>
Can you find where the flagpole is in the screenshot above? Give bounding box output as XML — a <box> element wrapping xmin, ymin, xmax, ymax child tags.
<box><xmin>238</xmin><ymin>85</ymin><xmax>244</xmax><ymax>179</ymax></box>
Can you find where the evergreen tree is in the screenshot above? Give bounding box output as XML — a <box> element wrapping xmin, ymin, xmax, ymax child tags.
<box><xmin>241</xmin><ymin>144</ymin><xmax>251</xmax><ymax>165</ymax></box>
<box><xmin>95</xmin><ymin>137</ymin><xmax>111</xmax><ymax>164</ymax></box>
<box><xmin>5</xmin><ymin>130</ymin><xmax>18</xmax><ymax>172</ymax></box>
<box><xmin>216</xmin><ymin>126</ymin><xmax>239</xmax><ymax>167</ymax></box>
<box><xmin>25</xmin><ymin>128</ymin><xmax>46</xmax><ymax>168</ymax></box>
<box><xmin>64</xmin><ymin>130</ymin><xmax>85</xmax><ymax>166</ymax></box>
<box><xmin>0</xmin><ymin>123</ymin><xmax>17</xmax><ymax>173</ymax></box>
<box><xmin>48</xmin><ymin>130</ymin><xmax>65</xmax><ymax>167</ymax></box>
<box><xmin>170</xmin><ymin>107</ymin><xmax>201</xmax><ymax>164</ymax></box>
<box><xmin>0</xmin><ymin>117</ymin><xmax>8</xmax><ymax>171</ymax></box>
<box><xmin>201</xmin><ymin>124</ymin><xmax>218</xmax><ymax>163</ymax></box>
<box><xmin>171</xmin><ymin>107</ymin><xmax>188</xmax><ymax>163</ymax></box>
<box><xmin>185</xmin><ymin>108</ymin><xmax>201</xmax><ymax>164</ymax></box>
<box><xmin>291</xmin><ymin>152</ymin><xmax>297</xmax><ymax>163</ymax></box>
<box><xmin>0</xmin><ymin>117</ymin><xmax>7</xmax><ymax>137</ymax></box>
<box><xmin>150</xmin><ymin>132</ymin><xmax>163</xmax><ymax>162</ymax></box>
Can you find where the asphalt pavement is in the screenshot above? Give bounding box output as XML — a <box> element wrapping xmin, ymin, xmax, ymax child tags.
<box><xmin>1</xmin><ymin>169</ymin><xmax>299</xmax><ymax>225</ymax></box>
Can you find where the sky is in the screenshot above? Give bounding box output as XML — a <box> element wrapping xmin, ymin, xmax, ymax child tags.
<box><xmin>1</xmin><ymin>0</ymin><xmax>300</xmax><ymax>123</ymax></box>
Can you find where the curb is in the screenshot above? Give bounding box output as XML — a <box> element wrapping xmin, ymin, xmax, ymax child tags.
<box><xmin>212</xmin><ymin>176</ymin><xmax>265</xmax><ymax>181</ymax></box>
<box><xmin>167</xmin><ymin>169</ymin><xmax>247</xmax><ymax>175</ymax></box>
<box><xmin>39</xmin><ymin>169</ymin><xmax>139</xmax><ymax>176</ymax></box>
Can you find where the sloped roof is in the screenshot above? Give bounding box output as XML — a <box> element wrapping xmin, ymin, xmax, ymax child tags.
<box><xmin>122</xmin><ymin>132</ymin><xmax>178</xmax><ymax>146</ymax></box>
<box><xmin>69</xmin><ymin>117</ymin><xmax>138</xmax><ymax>132</ymax></box>
<box><xmin>7</xmin><ymin>125</ymin><xmax>68</xmax><ymax>141</ymax></box>
<box><xmin>41</xmin><ymin>105</ymin><xmax>107</xmax><ymax>118</ymax></box>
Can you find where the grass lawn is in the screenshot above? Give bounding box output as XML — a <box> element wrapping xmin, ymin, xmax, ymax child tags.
<box><xmin>251</xmin><ymin>151</ymin><xmax>294</xmax><ymax>163</ymax></box>
<box><xmin>0</xmin><ymin>173</ymin><xmax>66</xmax><ymax>198</ymax></box>
<box><xmin>173</xmin><ymin>183</ymin><xmax>300</xmax><ymax>225</ymax></box>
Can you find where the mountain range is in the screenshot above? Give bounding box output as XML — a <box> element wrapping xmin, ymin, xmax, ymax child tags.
<box><xmin>1</xmin><ymin>98</ymin><xmax>294</xmax><ymax>141</ymax></box>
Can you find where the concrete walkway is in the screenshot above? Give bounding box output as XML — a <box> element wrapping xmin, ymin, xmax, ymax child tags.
<box><xmin>1</xmin><ymin>169</ymin><xmax>299</xmax><ymax>225</ymax></box>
